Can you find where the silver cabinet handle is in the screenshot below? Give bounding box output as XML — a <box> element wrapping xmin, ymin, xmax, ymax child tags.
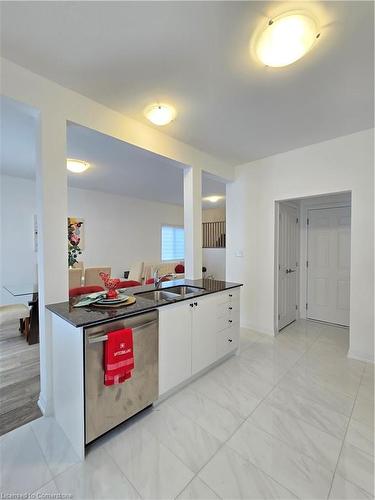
<box><xmin>88</xmin><ymin>333</ymin><xmax>107</xmax><ymax>344</ymax></box>
<box><xmin>88</xmin><ymin>320</ymin><xmax>157</xmax><ymax>344</ymax></box>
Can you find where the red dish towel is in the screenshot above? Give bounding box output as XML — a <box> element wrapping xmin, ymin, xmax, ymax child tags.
<box><xmin>104</xmin><ymin>328</ymin><xmax>134</xmax><ymax>386</ymax></box>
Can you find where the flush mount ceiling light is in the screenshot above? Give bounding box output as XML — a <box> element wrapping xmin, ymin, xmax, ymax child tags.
<box><xmin>67</xmin><ymin>159</ymin><xmax>90</xmax><ymax>173</ymax></box>
<box><xmin>255</xmin><ymin>11</ymin><xmax>320</xmax><ymax>67</ymax></box>
<box><xmin>144</xmin><ymin>103</ymin><xmax>176</xmax><ymax>126</ymax></box>
<box><xmin>205</xmin><ymin>196</ymin><xmax>223</xmax><ymax>203</ymax></box>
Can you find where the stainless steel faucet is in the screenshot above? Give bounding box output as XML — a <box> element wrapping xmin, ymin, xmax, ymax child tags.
<box><xmin>153</xmin><ymin>269</ymin><xmax>174</xmax><ymax>288</ymax></box>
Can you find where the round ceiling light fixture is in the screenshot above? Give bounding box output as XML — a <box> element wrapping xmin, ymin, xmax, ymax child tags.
<box><xmin>204</xmin><ymin>195</ymin><xmax>224</xmax><ymax>204</ymax></box>
<box><xmin>255</xmin><ymin>11</ymin><xmax>320</xmax><ymax>67</ymax></box>
<box><xmin>144</xmin><ymin>103</ymin><xmax>176</xmax><ymax>126</ymax></box>
<box><xmin>67</xmin><ymin>159</ymin><xmax>90</xmax><ymax>174</ymax></box>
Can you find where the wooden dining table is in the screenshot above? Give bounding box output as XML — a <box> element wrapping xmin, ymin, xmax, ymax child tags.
<box><xmin>3</xmin><ymin>284</ymin><xmax>39</xmax><ymax>345</ymax></box>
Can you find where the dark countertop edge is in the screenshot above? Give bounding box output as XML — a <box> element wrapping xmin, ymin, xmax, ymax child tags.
<box><xmin>46</xmin><ymin>280</ymin><xmax>243</xmax><ymax>329</ymax></box>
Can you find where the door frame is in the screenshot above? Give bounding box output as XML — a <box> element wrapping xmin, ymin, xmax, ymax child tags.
<box><xmin>274</xmin><ymin>201</ymin><xmax>300</xmax><ymax>333</ymax></box>
<box><xmin>274</xmin><ymin>191</ymin><xmax>352</xmax><ymax>335</ymax></box>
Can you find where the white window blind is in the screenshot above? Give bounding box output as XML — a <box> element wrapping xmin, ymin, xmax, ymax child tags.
<box><xmin>161</xmin><ymin>225</ymin><xmax>185</xmax><ymax>261</ymax></box>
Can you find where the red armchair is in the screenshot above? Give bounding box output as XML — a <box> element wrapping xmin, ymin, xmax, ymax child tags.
<box><xmin>69</xmin><ymin>285</ymin><xmax>104</xmax><ymax>298</ymax></box>
<box><xmin>115</xmin><ymin>280</ymin><xmax>142</xmax><ymax>289</ymax></box>
<box><xmin>145</xmin><ymin>277</ymin><xmax>172</xmax><ymax>285</ymax></box>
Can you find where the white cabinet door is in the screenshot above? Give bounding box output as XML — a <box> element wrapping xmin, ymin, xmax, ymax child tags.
<box><xmin>191</xmin><ymin>295</ymin><xmax>217</xmax><ymax>374</ymax></box>
<box><xmin>158</xmin><ymin>301</ymin><xmax>192</xmax><ymax>396</ymax></box>
<box><xmin>307</xmin><ymin>206</ymin><xmax>351</xmax><ymax>326</ymax></box>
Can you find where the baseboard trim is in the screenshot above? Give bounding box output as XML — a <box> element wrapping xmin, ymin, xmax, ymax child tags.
<box><xmin>347</xmin><ymin>350</ymin><xmax>374</xmax><ymax>364</ymax></box>
<box><xmin>38</xmin><ymin>393</ymin><xmax>54</xmax><ymax>416</ymax></box>
<box><xmin>37</xmin><ymin>395</ymin><xmax>47</xmax><ymax>415</ymax></box>
<box><xmin>240</xmin><ymin>322</ymin><xmax>275</xmax><ymax>337</ymax></box>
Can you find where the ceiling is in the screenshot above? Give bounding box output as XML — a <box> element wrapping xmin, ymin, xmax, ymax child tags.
<box><xmin>1</xmin><ymin>2</ymin><xmax>373</xmax><ymax>165</ymax></box>
<box><xmin>0</xmin><ymin>96</ymin><xmax>226</xmax><ymax>207</ymax></box>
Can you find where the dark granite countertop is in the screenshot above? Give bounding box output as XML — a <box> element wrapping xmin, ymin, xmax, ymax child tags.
<box><xmin>46</xmin><ymin>279</ymin><xmax>243</xmax><ymax>328</ymax></box>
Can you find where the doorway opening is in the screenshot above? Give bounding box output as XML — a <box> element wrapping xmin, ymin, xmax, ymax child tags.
<box><xmin>65</xmin><ymin>121</ymin><xmax>187</xmax><ymax>290</ymax></box>
<box><xmin>0</xmin><ymin>96</ymin><xmax>42</xmax><ymax>435</ymax></box>
<box><xmin>201</xmin><ymin>173</ymin><xmax>226</xmax><ymax>281</ymax></box>
<box><xmin>276</xmin><ymin>192</ymin><xmax>352</xmax><ymax>332</ymax></box>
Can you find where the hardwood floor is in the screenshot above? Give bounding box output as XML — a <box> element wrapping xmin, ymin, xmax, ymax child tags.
<box><xmin>0</xmin><ymin>321</ymin><xmax>41</xmax><ymax>436</ymax></box>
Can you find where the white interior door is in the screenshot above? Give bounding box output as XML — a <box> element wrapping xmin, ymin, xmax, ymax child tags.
<box><xmin>307</xmin><ymin>206</ymin><xmax>351</xmax><ymax>326</ymax></box>
<box><xmin>278</xmin><ymin>204</ymin><xmax>298</xmax><ymax>330</ymax></box>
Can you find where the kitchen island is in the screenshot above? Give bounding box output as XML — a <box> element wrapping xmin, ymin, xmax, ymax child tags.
<box><xmin>47</xmin><ymin>278</ymin><xmax>242</xmax><ymax>459</ymax></box>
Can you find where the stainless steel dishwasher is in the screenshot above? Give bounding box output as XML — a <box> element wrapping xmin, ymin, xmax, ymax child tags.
<box><xmin>84</xmin><ymin>310</ymin><xmax>158</xmax><ymax>444</ymax></box>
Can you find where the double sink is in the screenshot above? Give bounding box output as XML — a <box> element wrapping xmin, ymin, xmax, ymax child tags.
<box><xmin>135</xmin><ymin>285</ymin><xmax>205</xmax><ymax>303</ymax></box>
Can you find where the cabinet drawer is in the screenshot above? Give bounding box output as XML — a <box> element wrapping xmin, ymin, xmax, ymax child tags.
<box><xmin>216</xmin><ymin>289</ymin><xmax>240</xmax><ymax>316</ymax></box>
<box><xmin>216</xmin><ymin>325</ymin><xmax>239</xmax><ymax>359</ymax></box>
<box><xmin>216</xmin><ymin>308</ymin><xmax>240</xmax><ymax>332</ymax></box>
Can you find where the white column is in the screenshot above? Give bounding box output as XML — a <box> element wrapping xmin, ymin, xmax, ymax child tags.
<box><xmin>36</xmin><ymin>111</ymin><xmax>68</xmax><ymax>415</ymax></box>
<box><xmin>184</xmin><ymin>166</ymin><xmax>202</xmax><ymax>279</ymax></box>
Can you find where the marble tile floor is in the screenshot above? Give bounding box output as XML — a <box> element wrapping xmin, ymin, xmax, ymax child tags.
<box><xmin>0</xmin><ymin>320</ymin><xmax>373</xmax><ymax>499</ymax></box>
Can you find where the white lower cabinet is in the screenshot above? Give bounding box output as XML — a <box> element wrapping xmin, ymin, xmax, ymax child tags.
<box><xmin>158</xmin><ymin>287</ymin><xmax>241</xmax><ymax>397</ymax></box>
<box><xmin>158</xmin><ymin>301</ymin><xmax>192</xmax><ymax>396</ymax></box>
<box><xmin>191</xmin><ymin>295</ymin><xmax>217</xmax><ymax>374</ymax></box>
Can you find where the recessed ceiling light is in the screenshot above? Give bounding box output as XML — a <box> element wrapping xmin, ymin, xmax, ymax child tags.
<box><xmin>204</xmin><ymin>196</ymin><xmax>223</xmax><ymax>203</ymax></box>
<box><xmin>144</xmin><ymin>103</ymin><xmax>176</xmax><ymax>126</ymax></box>
<box><xmin>67</xmin><ymin>159</ymin><xmax>90</xmax><ymax>173</ymax></box>
<box><xmin>255</xmin><ymin>11</ymin><xmax>320</xmax><ymax>67</ymax></box>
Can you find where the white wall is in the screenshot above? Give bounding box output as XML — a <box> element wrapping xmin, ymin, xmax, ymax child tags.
<box><xmin>203</xmin><ymin>248</ymin><xmax>226</xmax><ymax>280</ymax></box>
<box><xmin>202</xmin><ymin>207</ymin><xmax>226</xmax><ymax>222</ymax></box>
<box><xmin>227</xmin><ymin>129</ymin><xmax>374</xmax><ymax>362</ymax></box>
<box><xmin>0</xmin><ymin>175</ymin><xmax>37</xmax><ymax>305</ymax></box>
<box><xmin>68</xmin><ymin>186</ymin><xmax>183</xmax><ymax>277</ymax></box>
<box><xmin>0</xmin><ymin>175</ymin><xmax>184</xmax><ymax>292</ymax></box>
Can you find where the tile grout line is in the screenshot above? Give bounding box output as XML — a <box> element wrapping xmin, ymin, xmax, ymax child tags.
<box><xmin>172</xmin><ymin>327</ymin><xmax>316</xmax><ymax>499</ymax></box>
<box><xmin>325</xmin><ymin>359</ymin><xmax>367</xmax><ymax>499</ymax></box>
<box><xmin>265</xmin><ymin>327</ymin><xmax>362</xmax><ymax>437</ymax></box>
<box><xmin>208</xmin><ymin>322</ymin><xmax>347</xmax><ymax>498</ymax></box>
<box><xmin>28</xmin><ymin>422</ymin><xmax>59</xmax><ymax>495</ymax></box>
<box><xmin>29</xmin><ymin>420</ymin><xmax>82</xmax><ymax>496</ymax></box>
<box><xmin>100</xmin><ymin>443</ymin><xmax>144</xmax><ymax>498</ymax></box>
<box><xmin>218</xmin><ymin>324</ymin><xmax>336</xmax><ymax>497</ymax></box>
<box><xmin>11</xmin><ymin>321</ymin><xmax>363</xmax><ymax>500</ymax></box>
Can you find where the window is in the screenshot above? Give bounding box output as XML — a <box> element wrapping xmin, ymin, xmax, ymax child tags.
<box><xmin>161</xmin><ymin>225</ymin><xmax>184</xmax><ymax>261</ymax></box>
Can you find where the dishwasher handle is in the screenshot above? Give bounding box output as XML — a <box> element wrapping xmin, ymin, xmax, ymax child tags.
<box><xmin>87</xmin><ymin>319</ymin><xmax>157</xmax><ymax>344</ymax></box>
